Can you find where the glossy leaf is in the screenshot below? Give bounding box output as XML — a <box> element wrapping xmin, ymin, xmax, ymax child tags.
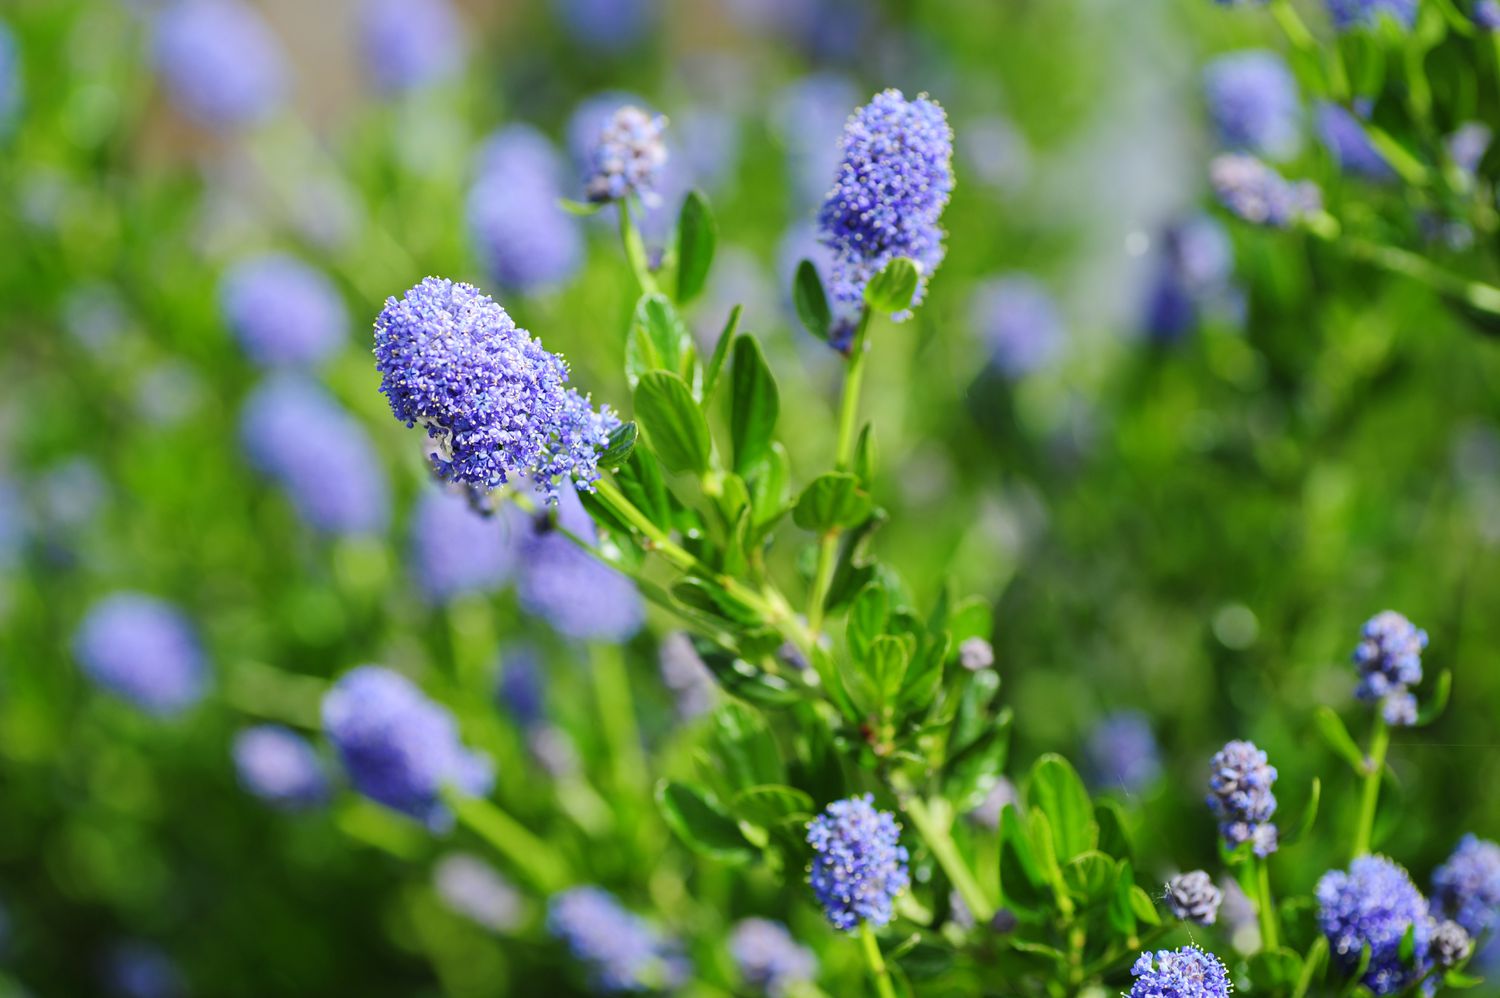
<box><xmin>635</xmin><ymin>371</ymin><xmax>711</xmax><ymax>475</ymax></box>
<box><xmin>793</xmin><ymin>259</ymin><xmax>831</xmax><ymax>341</ymax></box>
<box><xmin>1026</xmin><ymin>754</ymin><xmax>1098</xmax><ymax>863</ymax></box>
<box><xmin>792</xmin><ymin>472</ymin><xmax>872</xmax><ymax>532</ymax></box>
<box><xmin>699</xmin><ymin>304</ymin><xmax>740</xmax><ymax>404</ymax></box>
<box><xmin>998</xmin><ymin>805</ymin><xmax>1049</xmax><ymax>915</ymax></box>
<box><xmin>864</xmin><ymin>256</ymin><xmax>921</xmax><ymax>314</ymax></box>
<box><xmin>675</xmin><ymin>190</ymin><xmax>716</xmax><ymax>303</ymax></box>
<box><xmin>728</xmin><ymin>335</ymin><xmax>779</xmax><ymax>475</ymax></box>
<box><xmin>846</xmin><ymin>582</ymin><xmax>887</xmax><ymax>663</ymax></box>
<box><xmin>597</xmin><ymin>421</ymin><xmax>637</xmax><ymax>469</ymax></box>
<box><xmin>655</xmin><ymin>781</ymin><xmax>756</xmax><ymax>863</ymax></box>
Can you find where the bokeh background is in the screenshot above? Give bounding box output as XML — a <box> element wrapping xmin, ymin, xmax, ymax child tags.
<box><xmin>1</xmin><ymin>0</ymin><xmax>1497</xmax><ymax>994</ymax></box>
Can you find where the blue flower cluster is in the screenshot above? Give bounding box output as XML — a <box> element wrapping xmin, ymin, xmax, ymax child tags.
<box><xmin>1210</xmin><ymin>153</ymin><xmax>1321</xmax><ymax>228</ymax></box>
<box><xmin>151</xmin><ymin>0</ymin><xmax>287</xmax><ymax>130</ymax></box>
<box><xmin>817</xmin><ymin>89</ymin><xmax>954</xmax><ymax>319</ymax></box>
<box><xmin>321</xmin><ymin>666</ymin><xmax>493</xmax><ymax>827</ymax></box>
<box><xmin>496</xmin><ymin>644</ymin><xmax>547</xmax><ymax>729</ymax></box>
<box><xmin>729</xmin><ymin>918</ymin><xmax>818</xmax><ymax>997</ymax></box>
<box><xmin>1317</xmin><ymin>102</ymin><xmax>1395</xmax><ymax>181</ymax></box>
<box><xmin>407</xmin><ymin>487</ymin><xmax>519</xmax><ymax>604</ymax></box>
<box><xmin>1477</xmin><ymin>0</ymin><xmax>1500</xmax><ymax>29</ymax></box>
<box><xmin>584</xmin><ymin>105</ymin><xmax>669</xmax><ymax>205</ymax></box>
<box><xmin>73</xmin><ymin>593</ymin><xmax>206</xmax><ymax>716</ymax></box>
<box><xmin>547</xmin><ymin>886</ymin><xmax>688</xmax><ymax>993</ymax></box>
<box><xmin>373</xmin><ymin>277</ymin><xmax>620</xmax><ymax>497</ymax></box>
<box><xmin>1128</xmin><ymin>945</ymin><xmax>1232</xmax><ymax>998</ymax></box>
<box><xmin>1317</xmin><ymin>855</ymin><xmax>1432</xmax><ymax>995</ymax></box>
<box><xmin>433</xmin><ymin>853</ymin><xmax>522</xmax><ymax>932</ymax></box>
<box><xmin>1206</xmin><ymin>739</ymin><xmax>1279</xmax><ymax>856</ymax></box>
<box><xmin>1352</xmin><ymin>610</ymin><xmax>1427</xmax><ymax>727</ymax></box>
<box><xmin>1204</xmin><ymin>50</ymin><xmax>1302</xmax><ymax>161</ymax></box>
<box><xmin>219</xmin><ymin>254</ymin><xmax>347</xmax><ymax>368</ymax></box>
<box><xmin>969</xmin><ymin>275</ymin><xmax>1065</xmax><ymax>379</ymax></box>
<box><xmin>1141</xmin><ymin>215</ymin><xmax>1238</xmax><ymax>342</ymax></box>
<box><xmin>517</xmin><ymin>484</ymin><xmax>644</xmax><ymax>641</ymax></box>
<box><xmin>239</xmin><ymin>375</ymin><xmax>390</xmax><ymax>536</ymax></box>
<box><xmin>1326</xmin><ymin>0</ymin><xmax>1418</xmax><ymax>31</ymax></box>
<box><xmin>806</xmin><ymin>794</ymin><xmax>910</xmax><ymax>931</ymax></box>
<box><xmin>1085</xmin><ymin>710</ymin><xmax>1162</xmax><ymax>794</ymax></box>
<box><xmin>0</xmin><ymin>21</ymin><xmax>20</xmax><ymax>133</ymax></box>
<box><xmin>1165</xmin><ymin>871</ymin><xmax>1223</xmax><ymax>926</ymax></box>
<box><xmin>358</xmin><ymin>0</ymin><xmax>463</xmax><ymax>95</ymax></box>
<box><xmin>232</xmin><ymin>725</ymin><xmax>329</xmax><ymax>809</ymax></box>
<box><xmin>467</xmin><ymin>125</ymin><xmax>583</xmax><ymax>294</ymax></box>
<box><xmin>1432</xmin><ymin>835</ymin><xmax>1500</xmax><ymax>939</ymax></box>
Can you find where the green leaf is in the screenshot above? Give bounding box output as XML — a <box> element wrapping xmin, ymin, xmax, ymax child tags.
<box><xmin>1443</xmin><ymin>971</ymin><xmax>1485</xmax><ymax>989</ymax></box>
<box><xmin>942</xmin><ymin>714</ymin><xmax>1012</xmax><ymax>812</ymax></box>
<box><xmin>947</xmin><ymin>597</ymin><xmax>993</xmax><ymax>648</ymax></box>
<box><xmin>1130</xmin><ymin>885</ymin><xmax>1162</xmax><ymax>926</ymax></box>
<box><xmin>1294</xmin><ymin>936</ymin><xmax>1329</xmax><ymax>998</ymax></box>
<box><xmin>1315</xmin><ymin>706</ymin><xmax>1368</xmax><ymax>773</ymax></box>
<box><xmin>556</xmin><ymin>197</ymin><xmax>603</xmax><ymax>216</ymax></box>
<box><xmin>654</xmin><ymin>781</ymin><xmax>756</xmax><ymax>863</ymax></box>
<box><xmin>1063</xmin><ymin>852</ymin><xmax>1116</xmax><ymax>906</ymax></box>
<box><xmin>597</xmin><ymin>421</ymin><xmax>637</xmax><ymax>469</ymax></box>
<box><xmin>853</xmin><ymin>424</ymin><xmax>877</xmax><ymax>484</ymax></box>
<box><xmin>807</xmin><ymin>645</ymin><xmax>858</xmax><ymax>722</ymax></box>
<box><xmin>792</xmin><ymin>472</ymin><xmax>873</xmax><ymax>532</ymax></box>
<box><xmin>1108</xmin><ymin>860</ymin><xmax>1137</xmax><ymax>936</ymax></box>
<box><xmin>1415</xmin><ymin>669</ymin><xmax>1451</xmax><ymax>726</ymax></box>
<box><xmin>793</xmin><ymin>259</ymin><xmax>831</xmax><ymax>341</ymax></box>
<box><xmin>1280</xmin><ymin>777</ymin><xmax>1321</xmax><ymax>848</ymax></box>
<box><xmin>744</xmin><ymin>442</ymin><xmax>790</xmax><ymax>535</ymax></box>
<box><xmin>675</xmin><ymin>190</ymin><xmax>716</xmax><ymax>303</ymax></box>
<box><xmin>864</xmin><ymin>256</ymin><xmax>921</xmax><ymax>314</ymax></box>
<box><xmin>846</xmin><ymin>582</ymin><xmax>888</xmax><ymax>663</ymax></box>
<box><xmin>634</xmin><ymin>371</ymin><xmax>711</xmax><ymax>475</ymax></box>
<box><xmin>1251</xmin><ymin>948</ymin><xmax>1304</xmax><ymax>989</ymax></box>
<box><xmin>728</xmin><ymin>335</ymin><xmax>780</xmax><ymax>475</ymax></box>
<box><xmin>699</xmin><ymin>304</ymin><xmax>740</xmax><ymax>404</ymax></box>
<box><xmin>1094</xmin><ymin>798</ymin><xmax>1134</xmax><ymax>862</ymax></box>
<box><xmin>625</xmin><ymin>293</ymin><xmax>694</xmax><ymax>387</ymax></box>
<box><xmin>1027</xmin><ymin>808</ymin><xmax>1067</xmax><ymax>905</ymax></box>
<box><xmin>1398</xmin><ymin>922</ymin><xmax>1416</xmax><ymax>964</ymax></box>
<box><xmin>616</xmin><ymin>446</ymin><xmax>673</xmax><ymax>529</ymax></box>
<box><xmin>998</xmin><ymin>805</ymin><xmax>1050</xmax><ymax>915</ymax></box>
<box><xmin>867</xmin><ymin>635</ymin><xmax>911</xmax><ymax>700</ymax></box>
<box><xmin>1026</xmin><ymin>754</ymin><xmax>1097</xmax><ymax>863</ymax></box>
<box><xmin>671</xmin><ymin>577</ymin><xmax>760</xmax><ymax>627</ymax></box>
<box><xmin>729</xmin><ymin>784</ymin><xmax>815</xmax><ymax>827</ymax></box>
<box><xmin>695</xmin><ymin>646</ymin><xmax>802</xmax><ymax>708</ymax></box>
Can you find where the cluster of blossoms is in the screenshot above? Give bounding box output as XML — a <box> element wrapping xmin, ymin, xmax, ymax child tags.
<box><xmin>547</xmin><ymin>886</ymin><xmax>688</xmax><ymax>993</ymax></box>
<box><xmin>1203</xmin><ymin>50</ymin><xmax>1301</xmax><ymax>161</ymax></box>
<box><xmin>516</xmin><ymin>484</ymin><xmax>645</xmax><ymax>642</ymax></box>
<box><xmin>320</xmin><ymin>666</ymin><xmax>493</xmax><ymax>827</ymax></box>
<box><xmin>372</xmin><ymin>277</ymin><xmax>619</xmax><ymax>498</ymax></box>
<box><xmin>358</xmin><ymin>0</ymin><xmax>463</xmax><ymax>95</ymax></box>
<box><xmin>467</xmin><ymin>125</ymin><xmax>583</xmax><ymax>294</ymax></box>
<box><xmin>151</xmin><ymin>0</ymin><xmax>287</xmax><ymax>130</ymax></box>
<box><xmin>1477</xmin><ymin>0</ymin><xmax>1500</xmax><ymax>30</ymax></box>
<box><xmin>1085</xmin><ymin>710</ymin><xmax>1163</xmax><ymax>795</ymax></box>
<box><xmin>1206</xmin><ymin>739</ymin><xmax>1279</xmax><ymax>856</ymax></box>
<box><xmin>817</xmin><ymin>89</ymin><xmax>954</xmax><ymax>320</ymax></box>
<box><xmin>1127</xmin><ymin>945</ymin><xmax>1232</xmax><ymax>998</ymax></box>
<box><xmin>1165</xmin><ymin>870</ymin><xmax>1223</xmax><ymax>926</ymax></box>
<box><xmin>584</xmin><ymin>105</ymin><xmax>669</xmax><ymax>204</ymax></box>
<box><xmin>1326</xmin><ymin>0</ymin><xmax>1417</xmax><ymax>31</ymax></box>
<box><xmin>407</xmin><ymin>486</ymin><xmax>519</xmax><ymax>604</ymax></box>
<box><xmin>1432</xmin><ymin>834</ymin><xmax>1500</xmax><ymax>939</ymax></box>
<box><xmin>432</xmin><ymin>853</ymin><xmax>523</xmax><ymax>933</ymax></box>
<box><xmin>1210</xmin><ymin>154</ymin><xmax>1321</xmax><ymax>228</ymax></box>
<box><xmin>232</xmin><ymin>725</ymin><xmax>329</xmax><ymax>809</ymax></box>
<box><xmin>72</xmin><ymin>593</ymin><xmax>206</xmax><ymax>716</ymax></box>
<box><xmin>1317</xmin><ymin>101</ymin><xmax>1395</xmax><ymax>181</ymax></box>
<box><xmin>1352</xmin><ymin>610</ymin><xmax>1428</xmax><ymax>726</ymax></box>
<box><xmin>219</xmin><ymin>254</ymin><xmax>348</xmax><ymax>368</ymax></box>
<box><xmin>969</xmin><ymin>275</ymin><xmax>1065</xmax><ymax>380</ymax></box>
<box><xmin>806</xmin><ymin>794</ymin><xmax>910</xmax><ymax>931</ymax></box>
<box><xmin>1317</xmin><ymin>855</ymin><xmax>1432</xmax><ymax>995</ymax></box>
<box><xmin>728</xmin><ymin>918</ymin><xmax>818</xmax><ymax>997</ymax></box>
<box><xmin>1140</xmin><ymin>214</ymin><xmax>1239</xmax><ymax>343</ymax></box>
<box><xmin>0</xmin><ymin>21</ymin><xmax>19</xmax><ymax>133</ymax></box>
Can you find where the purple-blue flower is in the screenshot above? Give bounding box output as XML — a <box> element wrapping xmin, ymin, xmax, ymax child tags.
<box><xmin>1085</xmin><ymin>711</ymin><xmax>1162</xmax><ymax>794</ymax></box>
<box><xmin>1165</xmin><ymin>871</ymin><xmax>1223</xmax><ymax>926</ymax></box>
<box><xmin>232</xmin><ymin>725</ymin><xmax>329</xmax><ymax>808</ymax></box>
<box><xmin>773</xmin><ymin>72</ymin><xmax>862</xmax><ymax>206</ymax></box>
<box><xmin>0</xmin><ymin>21</ymin><xmax>20</xmax><ymax>133</ymax></box>
<box><xmin>970</xmin><ymin>275</ymin><xmax>1065</xmax><ymax>379</ymax></box>
<box><xmin>151</xmin><ymin>0</ymin><xmax>287</xmax><ymax>129</ymax></box>
<box><xmin>1141</xmin><ymin>214</ymin><xmax>1237</xmax><ymax>342</ymax></box>
<box><xmin>373</xmin><ymin>277</ymin><xmax>619</xmax><ymax>497</ymax></box>
<box><xmin>1476</xmin><ymin>0</ymin><xmax>1500</xmax><ymax>29</ymax></box>
<box><xmin>408</xmin><ymin>487</ymin><xmax>519</xmax><ymax>603</ymax></box>
<box><xmin>553</xmin><ymin>0</ymin><xmax>655</xmax><ymax>53</ymax></box>
<box><xmin>1204</xmin><ymin>50</ymin><xmax>1302</xmax><ymax>161</ymax></box>
<box><xmin>321</xmin><ymin>665</ymin><xmax>493</xmax><ymax>826</ymax></box>
<box><xmin>659</xmin><ymin>632</ymin><xmax>716</xmax><ymax>720</ymax></box>
<box><xmin>1210</xmin><ymin>153</ymin><xmax>1321</xmax><ymax>227</ymax></box>
<box><xmin>467</xmin><ymin>125</ymin><xmax>584</xmax><ymax>294</ymax></box>
<box><xmin>73</xmin><ymin>593</ymin><xmax>206</xmax><ymax>716</ymax></box>
<box><xmin>358</xmin><ymin>0</ymin><xmax>463</xmax><ymax>95</ymax></box>
<box><xmin>1352</xmin><ymin>610</ymin><xmax>1427</xmax><ymax>727</ymax></box>
<box><xmin>239</xmin><ymin>375</ymin><xmax>390</xmax><ymax>536</ymax></box>
<box><xmin>548</xmin><ymin>886</ymin><xmax>688</xmax><ymax>993</ymax></box>
<box><xmin>584</xmin><ymin>104</ymin><xmax>669</xmax><ymax>204</ymax></box>
<box><xmin>1326</xmin><ymin>0</ymin><xmax>1417</xmax><ymax>31</ymax></box>
<box><xmin>729</xmin><ymin>918</ymin><xmax>818</xmax><ymax>997</ymax></box>
<box><xmin>220</xmin><ymin>254</ymin><xmax>347</xmax><ymax>367</ymax></box>
<box><xmin>806</xmin><ymin>794</ymin><xmax>910</xmax><ymax>931</ymax></box>
<box><xmin>496</xmin><ymin>644</ymin><xmax>546</xmax><ymax>730</ymax></box>
<box><xmin>1317</xmin><ymin>102</ymin><xmax>1395</xmax><ymax>181</ymax></box>
<box><xmin>103</xmin><ymin>941</ymin><xmax>185</xmax><ymax>998</ymax></box>
<box><xmin>817</xmin><ymin>89</ymin><xmax>954</xmax><ymax>319</ymax></box>
<box><xmin>1449</xmin><ymin>123</ymin><xmax>1493</xmax><ymax>177</ymax></box>
<box><xmin>1432</xmin><ymin>835</ymin><xmax>1500</xmax><ymax>939</ymax></box>
<box><xmin>1318</xmin><ymin>855</ymin><xmax>1432</xmax><ymax>995</ymax></box>
<box><xmin>1128</xmin><ymin>945</ymin><xmax>1232</xmax><ymax>998</ymax></box>
<box><xmin>517</xmin><ymin>484</ymin><xmax>644</xmax><ymax>642</ymax></box>
<box><xmin>1206</xmin><ymin>739</ymin><xmax>1279</xmax><ymax>856</ymax></box>
<box><xmin>434</xmin><ymin>853</ymin><xmax>523</xmax><ymax>932</ymax></box>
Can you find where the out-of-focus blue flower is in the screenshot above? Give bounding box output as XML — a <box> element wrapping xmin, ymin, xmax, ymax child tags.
<box><xmin>773</xmin><ymin>72</ymin><xmax>862</xmax><ymax>207</ymax></box>
<box><xmin>548</xmin><ymin>886</ymin><xmax>688</xmax><ymax>993</ymax></box>
<box><xmin>103</xmin><ymin>941</ymin><xmax>185</xmax><ymax>998</ymax></box>
<box><xmin>518</xmin><ymin>483</ymin><xmax>644</xmax><ymax>642</ymax></box>
<box><xmin>152</xmin><ymin>0</ymin><xmax>287</xmax><ymax>129</ymax></box>
<box><xmin>1085</xmin><ymin>711</ymin><xmax>1162</xmax><ymax>794</ymax></box>
<box><xmin>358</xmin><ymin>0</ymin><xmax>463</xmax><ymax>95</ymax></box>
<box><xmin>1449</xmin><ymin>122</ymin><xmax>1492</xmax><ymax>177</ymax></box>
<box><xmin>729</xmin><ymin>918</ymin><xmax>818</xmax><ymax>997</ymax></box>
<box><xmin>818</xmin><ymin>89</ymin><xmax>954</xmax><ymax>319</ymax></box>
<box><xmin>1204</xmin><ymin>50</ymin><xmax>1302</xmax><ymax>161</ymax></box>
<box><xmin>960</xmin><ymin>114</ymin><xmax>1032</xmax><ymax>195</ymax></box>
<box><xmin>1141</xmin><ymin>214</ymin><xmax>1238</xmax><ymax>342</ymax></box>
<box><xmin>970</xmin><ymin>275</ymin><xmax>1065</xmax><ymax>379</ymax></box>
<box><xmin>408</xmin><ymin>487</ymin><xmax>518</xmax><ymax>603</ymax></box>
<box><xmin>1432</xmin><ymin>920</ymin><xmax>1474</xmax><ymax>968</ymax></box>
<box><xmin>321</xmin><ymin>665</ymin><xmax>493</xmax><ymax>827</ymax></box>
<box><xmin>467</xmin><ymin>125</ymin><xmax>583</xmax><ymax>294</ymax></box>
<box><xmin>659</xmin><ymin>632</ymin><xmax>716</xmax><ymax>720</ymax></box>
<box><xmin>553</xmin><ymin>0</ymin><xmax>655</xmax><ymax>53</ymax></box>
<box><xmin>1327</xmin><ymin>0</ymin><xmax>1417</xmax><ymax>30</ymax></box>
<box><xmin>1210</xmin><ymin>153</ymin><xmax>1321</xmax><ymax>228</ymax></box>
<box><xmin>496</xmin><ymin>644</ymin><xmax>546</xmax><ymax>730</ymax></box>
<box><xmin>0</xmin><ymin>21</ymin><xmax>21</xmax><ymax>133</ymax></box>
<box><xmin>220</xmin><ymin>254</ymin><xmax>347</xmax><ymax>367</ymax></box>
<box><xmin>1206</xmin><ymin>739</ymin><xmax>1278</xmax><ymax>856</ymax></box>
<box><xmin>374</xmin><ymin>278</ymin><xmax>619</xmax><ymax>498</ymax></box>
<box><xmin>1317</xmin><ymin>101</ymin><xmax>1395</xmax><ymax>180</ymax></box>
<box><xmin>239</xmin><ymin>375</ymin><xmax>390</xmax><ymax>536</ymax></box>
<box><xmin>1318</xmin><ymin>855</ymin><xmax>1432</xmax><ymax>995</ymax></box>
<box><xmin>806</xmin><ymin>794</ymin><xmax>910</xmax><ymax>931</ymax></box>
<box><xmin>1166</xmin><ymin>871</ymin><xmax>1223</xmax><ymax>925</ymax></box>
<box><xmin>73</xmin><ymin>593</ymin><xmax>206</xmax><ymax>716</ymax></box>
<box><xmin>1476</xmin><ymin>0</ymin><xmax>1500</xmax><ymax>29</ymax></box>
<box><xmin>1352</xmin><ymin>610</ymin><xmax>1427</xmax><ymax>727</ymax></box>
<box><xmin>1433</xmin><ymin>835</ymin><xmax>1500</xmax><ymax>939</ymax></box>
<box><xmin>1127</xmin><ymin>945</ymin><xmax>1232</xmax><ymax>998</ymax></box>
<box><xmin>434</xmin><ymin>853</ymin><xmax>523</xmax><ymax>932</ymax></box>
<box><xmin>232</xmin><ymin>724</ymin><xmax>329</xmax><ymax>808</ymax></box>
<box><xmin>584</xmin><ymin>105</ymin><xmax>669</xmax><ymax>205</ymax></box>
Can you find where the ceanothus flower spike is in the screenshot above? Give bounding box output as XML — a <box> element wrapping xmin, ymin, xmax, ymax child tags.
<box><xmin>1326</xmin><ymin>0</ymin><xmax>1417</xmax><ymax>31</ymax></box>
<box><xmin>806</xmin><ymin>794</ymin><xmax>910</xmax><ymax>931</ymax></box>
<box><xmin>1166</xmin><ymin>871</ymin><xmax>1223</xmax><ymax>926</ymax></box>
<box><xmin>1128</xmin><ymin>945</ymin><xmax>1233</xmax><ymax>998</ymax></box>
<box><xmin>1203</xmin><ymin>50</ymin><xmax>1302</xmax><ymax>161</ymax></box>
<box><xmin>1352</xmin><ymin>610</ymin><xmax>1427</xmax><ymax>727</ymax></box>
<box><xmin>584</xmin><ymin>105</ymin><xmax>668</xmax><ymax>205</ymax></box>
<box><xmin>1432</xmin><ymin>835</ymin><xmax>1500</xmax><ymax>938</ymax></box>
<box><xmin>1211</xmin><ymin>154</ymin><xmax>1321</xmax><ymax>228</ymax></box>
<box><xmin>1207</xmin><ymin>739</ymin><xmax>1279</xmax><ymax>856</ymax></box>
<box><xmin>73</xmin><ymin>592</ymin><xmax>207</xmax><ymax>716</ymax></box>
<box><xmin>1317</xmin><ymin>855</ymin><xmax>1432</xmax><ymax>995</ymax></box>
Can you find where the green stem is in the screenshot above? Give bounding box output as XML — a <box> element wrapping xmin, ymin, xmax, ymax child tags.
<box><xmin>1309</xmin><ymin>224</ymin><xmax>1500</xmax><ymax>316</ymax></box>
<box><xmin>1352</xmin><ymin>714</ymin><xmax>1389</xmax><ymax>860</ymax></box>
<box><xmin>1256</xmin><ymin>856</ymin><xmax>1280</xmax><ymax>952</ymax></box>
<box><xmin>858</xmin><ymin>922</ymin><xmax>898</xmax><ymax>998</ymax></box>
<box><xmin>617</xmin><ymin>198</ymin><xmax>660</xmax><ymax>296</ymax></box>
<box><xmin>590</xmin><ymin>642</ymin><xmax>647</xmax><ymax>799</ymax></box>
<box><xmin>1269</xmin><ymin>0</ymin><xmax>1348</xmax><ymax>100</ymax></box>
<box><xmin>448</xmin><ymin>791</ymin><xmax>569</xmax><ymax>892</ymax></box>
<box><xmin>891</xmin><ymin>775</ymin><xmax>995</xmax><ymax>924</ymax></box>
